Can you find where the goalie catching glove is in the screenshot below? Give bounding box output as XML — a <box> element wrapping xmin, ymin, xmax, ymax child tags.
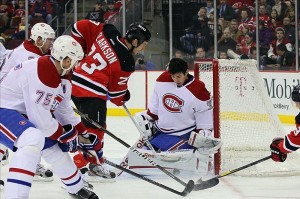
<box><xmin>270</xmin><ymin>137</ymin><xmax>287</xmax><ymax>162</ymax></box>
<box><xmin>188</xmin><ymin>130</ymin><xmax>222</xmax><ymax>154</ymax></box>
<box><xmin>58</xmin><ymin>124</ymin><xmax>78</xmax><ymax>152</ymax></box>
<box><xmin>134</xmin><ymin>112</ymin><xmax>156</xmax><ymax>139</ymax></box>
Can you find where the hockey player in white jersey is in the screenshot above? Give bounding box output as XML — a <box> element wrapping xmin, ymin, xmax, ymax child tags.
<box><xmin>0</xmin><ymin>22</ymin><xmax>56</xmax><ymax>182</ymax></box>
<box><xmin>0</xmin><ymin>35</ymin><xmax>99</xmax><ymax>199</ymax></box>
<box><xmin>131</xmin><ymin>58</ymin><xmax>221</xmax><ymax>174</ymax></box>
<box><xmin>0</xmin><ymin>22</ymin><xmax>55</xmax><ymax>78</ymax></box>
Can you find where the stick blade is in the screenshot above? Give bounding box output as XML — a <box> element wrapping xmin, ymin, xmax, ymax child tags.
<box><xmin>193</xmin><ymin>178</ymin><xmax>219</xmax><ymax>191</ymax></box>
<box><xmin>181</xmin><ymin>180</ymin><xmax>195</xmax><ymax>196</ymax></box>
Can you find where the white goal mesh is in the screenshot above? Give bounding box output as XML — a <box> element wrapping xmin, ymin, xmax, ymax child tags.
<box><xmin>194</xmin><ymin>59</ymin><xmax>300</xmax><ymax>176</ymax></box>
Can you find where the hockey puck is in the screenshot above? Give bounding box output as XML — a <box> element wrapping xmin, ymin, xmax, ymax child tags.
<box><xmin>45</xmin><ymin>170</ymin><xmax>53</xmax><ymax>177</ymax></box>
<box><xmin>173</xmin><ymin>169</ymin><xmax>180</xmax><ymax>175</ymax></box>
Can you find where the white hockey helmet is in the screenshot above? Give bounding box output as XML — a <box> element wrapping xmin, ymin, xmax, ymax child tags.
<box><xmin>51</xmin><ymin>35</ymin><xmax>84</xmax><ymax>76</ymax></box>
<box><xmin>30</xmin><ymin>23</ymin><xmax>55</xmax><ymax>43</ymax></box>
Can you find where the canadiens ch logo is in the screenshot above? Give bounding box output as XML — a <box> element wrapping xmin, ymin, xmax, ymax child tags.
<box><xmin>19</xmin><ymin>120</ymin><xmax>27</xmax><ymax>125</ymax></box>
<box><xmin>162</xmin><ymin>94</ymin><xmax>184</xmax><ymax>113</ymax></box>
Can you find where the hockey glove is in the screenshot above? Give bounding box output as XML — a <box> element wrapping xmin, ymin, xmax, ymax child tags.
<box><xmin>134</xmin><ymin>112</ymin><xmax>155</xmax><ymax>139</ymax></box>
<box><xmin>58</xmin><ymin>124</ymin><xmax>78</xmax><ymax>153</ymax></box>
<box><xmin>79</xmin><ymin>133</ymin><xmax>103</xmax><ymax>165</ymax></box>
<box><xmin>111</xmin><ymin>90</ymin><xmax>131</xmax><ymax>106</ymax></box>
<box><xmin>270</xmin><ymin>137</ymin><xmax>287</xmax><ymax>162</ymax></box>
<box><xmin>188</xmin><ymin>130</ymin><xmax>222</xmax><ymax>153</ymax></box>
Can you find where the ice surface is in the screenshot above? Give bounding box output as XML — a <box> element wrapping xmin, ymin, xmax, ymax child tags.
<box><xmin>1</xmin><ymin>117</ymin><xmax>299</xmax><ymax>199</ymax></box>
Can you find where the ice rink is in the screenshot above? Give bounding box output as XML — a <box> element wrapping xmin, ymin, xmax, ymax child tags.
<box><xmin>1</xmin><ymin>117</ymin><xmax>300</xmax><ymax>199</ymax></box>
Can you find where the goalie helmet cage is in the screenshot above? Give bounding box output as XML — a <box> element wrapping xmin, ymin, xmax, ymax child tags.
<box><xmin>194</xmin><ymin>58</ymin><xmax>300</xmax><ymax>176</ymax></box>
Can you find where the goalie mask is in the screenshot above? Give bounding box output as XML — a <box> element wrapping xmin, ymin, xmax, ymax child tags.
<box><xmin>51</xmin><ymin>35</ymin><xmax>84</xmax><ymax>76</ymax></box>
<box><xmin>291</xmin><ymin>84</ymin><xmax>300</xmax><ymax>108</ymax></box>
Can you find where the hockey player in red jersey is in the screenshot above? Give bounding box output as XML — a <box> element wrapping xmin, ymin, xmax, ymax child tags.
<box><xmin>0</xmin><ymin>35</ymin><xmax>99</xmax><ymax>199</ymax></box>
<box><xmin>70</xmin><ymin>19</ymin><xmax>151</xmax><ymax>182</ymax></box>
<box><xmin>270</xmin><ymin>84</ymin><xmax>300</xmax><ymax>162</ymax></box>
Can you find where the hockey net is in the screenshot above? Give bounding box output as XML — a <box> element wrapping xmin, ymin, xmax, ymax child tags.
<box><xmin>194</xmin><ymin>59</ymin><xmax>300</xmax><ymax>176</ymax></box>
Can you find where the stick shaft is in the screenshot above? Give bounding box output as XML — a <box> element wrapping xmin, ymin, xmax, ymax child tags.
<box><xmin>122</xmin><ymin>104</ymin><xmax>159</xmax><ymax>155</ymax></box>
<box><xmin>73</xmin><ymin>107</ymin><xmax>189</xmax><ymax>187</ymax></box>
<box><xmin>218</xmin><ymin>155</ymin><xmax>272</xmax><ymax>178</ymax></box>
<box><xmin>80</xmin><ymin>148</ymin><xmax>188</xmax><ymax>196</ymax></box>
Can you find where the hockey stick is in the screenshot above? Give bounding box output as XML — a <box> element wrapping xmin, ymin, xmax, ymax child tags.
<box><xmin>73</xmin><ymin>107</ymin><xmax>195</xmax><ymax>190</ymax></box>
<box><xmin>80</xmin><ymin>148</ymin><xmax>194</xmax><ymax>197</ymax></box>
<box><xmin>122</xmin><ymin>104</ymin><xmax>161</xmax><ymax>157</ymax></box>
<box><xmin>116</xmin><ymin>135</ymin><xmax>146</xmax><ymax>176</ymax></box>
<box><xmin>193</xmin><ymin>155</ymin><xmax>272</xmax><ymax>190</ymax></box>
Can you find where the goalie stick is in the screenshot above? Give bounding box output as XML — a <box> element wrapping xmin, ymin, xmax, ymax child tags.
<box><xmin>80</xmin><ymin>148</ymin><xmax>194</xmax><ymax>197</ymax></box>
<box><xmin>116</xmin><ymin>135</ymin><xmax>147</xmax><ymax>176</ymax></box>
<box><xmin>72</xmin><ymin>107</ymin><xmax>195</xmax><ymax>189</ymax></box>
<box><xmin>193</xmin><ymin>155</ymin><xmax>272</xmax><ymax>190</ymax></box>
<box><xmin>122</xmin><ymin>104</ymin><xmax>161</xmax><ymax>157</ymax></box>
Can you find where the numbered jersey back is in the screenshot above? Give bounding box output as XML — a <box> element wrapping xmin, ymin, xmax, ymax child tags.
<box><xmin>71</xmin><ymin>19</ymin><xmax>135</xmax><ymax>100</ymax></box>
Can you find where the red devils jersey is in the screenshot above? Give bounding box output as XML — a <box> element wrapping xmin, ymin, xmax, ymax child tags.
<box><xmin>71</xmin><ymin>19</ymin><xmax>135</xmax><ymax>106</ymax></box>
<box><xmin>280</xmin><ymin>113</ymin><xmax>300</xmax><ymax>153</ymax></box>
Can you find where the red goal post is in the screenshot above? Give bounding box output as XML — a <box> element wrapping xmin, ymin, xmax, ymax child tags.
<box><xmin>194</xmin><ymin>58</ymin><xmax>300</xmax><ymax>176</ymax></box>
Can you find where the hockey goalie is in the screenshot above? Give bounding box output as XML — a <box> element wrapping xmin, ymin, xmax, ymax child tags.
<box><xmin>126</xmin><ymin>58</ymin><xmax>222</xmax><ymax>176</ymax></box>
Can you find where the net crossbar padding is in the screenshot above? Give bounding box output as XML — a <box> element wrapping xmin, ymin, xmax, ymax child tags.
<box><xmin>194</xmin><ymin>59</ymin><xmax>300</xmax><ymax>176</ymax></box>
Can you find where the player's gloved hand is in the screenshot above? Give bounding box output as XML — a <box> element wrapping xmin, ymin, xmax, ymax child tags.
<box><xmin>111</xmin><ymin>90</ymin><xmax>130</xmax><ymax>106</ymax></box>
<box><xmin>270</xmin><ymin>137</ymin><xmax>287</xmax><ymax>162</ymax></box>
<box><xmin>123</xmin><ymin>90</ymin><xmax>130</xmax><ymax>102</ymax></box>
<box><xmin>58</xmin><ymin>124</ymin><xmax>78</xmax><ymax>152</ymax></box>
<box><xmin>78</xmin><ymin>133</ymin><xmax>102</xmax><ymax>165</ymax></box>
<box><xmin>188</xmin><ymin>130</ymin><xmax>222</xmax><ymax>153</ymax></box>
<box><xmin>134</xmin><ymin>112</ymin><xmax>155</xmax><ymax>139</ymax></box>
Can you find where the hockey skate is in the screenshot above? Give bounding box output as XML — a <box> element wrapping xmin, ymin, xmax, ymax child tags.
<box><xmin>83</xmin><ymin>163</ymin><xmax>116</xmax><ymax>183</ymax></box>
<box><xmin>33</xmin><ymin>163</ymin><xmax>54</xmax><ymax>182</ymax></box>
<box><xmin>69</xmin><ymin>187</ymin><xmax>99</xmax><ymax>199</ymax></box>
<box><xmin>61</xmin><ymin>175</ymin><xmax>94</xmax><ymax>191</ymax></box>
<box><xmin>0</xmin><ymin>179</ymin><xmax>4</xmax><ymax>191</ymax></box>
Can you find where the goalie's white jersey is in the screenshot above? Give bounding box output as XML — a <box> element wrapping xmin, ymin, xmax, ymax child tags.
<box><xmin>0</xmin><ymin>56</ymin><xmax>81</xmax><ymax>139</ymax></box>
<box><xmin>147</xmin><ymin>71</ymin><xmax>213</xmax><ymax>136</ymax></box>
<box><xmin>0</xmin><ymin>40</ymin><xmax>45</xmax><ymax>78</ymax></box>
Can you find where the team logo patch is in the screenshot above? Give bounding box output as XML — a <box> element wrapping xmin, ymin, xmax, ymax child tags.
<box><xmin>19</xmin><ymin>120</ymin><xmax>27</xmax><ymax>125</ymax></box>
<box><xmin>162</xmin><ymin>94</ymin><xmax>184</xmax><ymax>113</ymax></box>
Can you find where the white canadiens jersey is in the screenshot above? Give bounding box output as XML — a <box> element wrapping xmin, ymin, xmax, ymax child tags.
<box><xmin>148</xmin><ymin>71</ymin><xmax>213</xmax><ymax>136</ymax></box>
<box><xmin>0</xmin><ymin>56</ymin><xmax>81</xmax><ymax>139</ymax></box>
<box><xmin>0</xmin><ymin>40</ymin><xmax>45</xmax><ymax>78</ymax></box>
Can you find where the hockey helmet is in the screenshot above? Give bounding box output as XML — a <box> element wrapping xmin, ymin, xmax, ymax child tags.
<box><xmin>51</xmin><ymin>35</ymin><xmax>84</xmax><ymax>76</ymax></box>
<box><xmin>125</xmin><ymin>23</ymin><xmax>151</xmax><ymax>46</ymax></box>
<box><xmin>292</xmin><ymin>84</ymin><xmax>300</xmax><ymax>103</ymax></box>
<box><xmin>30</xmin><ymin>23</ymin><xmax>55</xmax><ymax>43</ymax></box>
